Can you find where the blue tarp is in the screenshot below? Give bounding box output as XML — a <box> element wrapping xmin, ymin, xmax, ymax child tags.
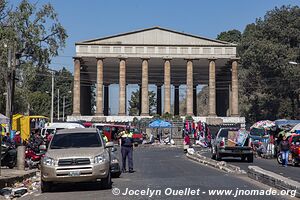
<box><xmin>149</xmin><ymin>119</ymin><xmax>171</xmax><ymax>128</ymax></box>
<box><xmin>275</xmin><ymin>119</ymin><xmax>300</xmax><ymax>128</ymax></box>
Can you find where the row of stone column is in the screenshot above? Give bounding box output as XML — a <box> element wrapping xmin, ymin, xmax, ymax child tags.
<box><xmin>72</xmin><ymin>57</ymin><xmax>239</xmax><ymax>116</ymax></box>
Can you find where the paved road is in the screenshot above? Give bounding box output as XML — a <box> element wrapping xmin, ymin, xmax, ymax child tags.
<box><xmin>200</xmin><ymin>149</ymin><xmax>300</xmax><ymax>183</ymax></box>
<box><xmin>22</xmin><ymin>146</ymin><xmax>292</xmax><ymax>200</ymax></box>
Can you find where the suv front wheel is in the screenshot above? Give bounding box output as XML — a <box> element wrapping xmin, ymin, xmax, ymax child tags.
<box><xmin>41</xmin><ymin>180</ymin><xmax>52</xmax><ymax>193</ymax></box>
<box><xmin>101</xmin><ymin>171</ymin><xmax>112</xmax><ymax>189</ymax></box>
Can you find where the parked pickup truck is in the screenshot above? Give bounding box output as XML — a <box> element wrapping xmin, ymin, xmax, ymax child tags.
<box><xmin>211</xmin><ymin>128</ymin><xmax>253</xmax><ymax>162</ymax></box>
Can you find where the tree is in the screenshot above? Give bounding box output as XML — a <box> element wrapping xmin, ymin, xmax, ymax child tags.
<box><xmin>237</xmin><ymin>5</ymin><xmax>300</xmax><ymax>122</ymax></box>
<box><xmin>128</xmin><ymin>90</ymin><xmax>156</xmax><ymax>116</ymax></box>
<box><xmin>0</xmin><ymin>0</ymin><xmax>68</xmax><ymax>116</ymax></box>
<box><xmin>217</xmin><ymin>29</ymin><xmax>242</xmax><ymax>44</ymax></box>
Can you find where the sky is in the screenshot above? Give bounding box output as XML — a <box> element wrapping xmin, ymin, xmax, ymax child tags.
<box><xmin>12</xmin><ymin>0</ymin><xmax>300</xmax><ymax>115</ymax></box>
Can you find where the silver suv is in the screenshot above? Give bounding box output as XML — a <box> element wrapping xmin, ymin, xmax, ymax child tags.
<box><xmin>41</xmin><ymin>128</ymin><xmax>114</xmax><ymax>192</ymax></box>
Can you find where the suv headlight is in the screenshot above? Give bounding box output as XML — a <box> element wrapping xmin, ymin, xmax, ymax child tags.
<box><xmin>94</xmin><ymin>153</ymin><xmax>108</xmax><ymax>164</ymax></box>
<box><xmin>43</xmin><ymin>156</ymin><xmax>55</xmax><ymax>166</ymax></box>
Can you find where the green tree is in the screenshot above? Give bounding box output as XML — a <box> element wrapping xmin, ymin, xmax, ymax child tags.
<box><xmin>0</xmin><ymin>0</ymin><xmax>68</xmax><ymax>116</ymax></box>
<box><xmin>237</xmin><ymin>5</ymin><xmax>300</xmax><ymax>122</ymax></box>
<box><xmin>28</xmin><ymin>91</ymin><xmax>51</xmax><ymax>116</ymax></box>
<box><xmin>128</xmin><ymin>90</ymin><xmax>156</xmax><ymax>116</ymax></box>
<box><xmin>217</xmin><ymin>29</ymin><xmax>242</xmax><ymax>44</ymax></box>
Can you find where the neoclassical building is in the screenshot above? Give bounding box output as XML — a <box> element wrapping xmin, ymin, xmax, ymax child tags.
<box><xmin>70</xmin><ymin>27</ymin><xmax>241</xmax><ymax>122</ymax></box>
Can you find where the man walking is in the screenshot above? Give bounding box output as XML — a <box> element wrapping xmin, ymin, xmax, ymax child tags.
<box><xmin>279</xmin><ymin>135</ymin><xmax>290</xmax><ymax>167</ymax></box>
<box><xmin>119</xmin><ymin>127</ymin><xmax>134</xmax><ymax>173</ymax></box>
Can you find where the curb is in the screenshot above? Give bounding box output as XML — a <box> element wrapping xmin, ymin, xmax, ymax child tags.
<box><xmin>0</xmin><ymin>170</ymin><xmax>38</xmax><ymax>189</ymax></box>
<box><xmin>248</xmin><ymin>166</ymin><xmax>300</xmax><ymax>198</ymax></box>
<box><xmin>186</xmin><ymin>152</ymin><xmax>246</xmax><ymax>174</ymax></box>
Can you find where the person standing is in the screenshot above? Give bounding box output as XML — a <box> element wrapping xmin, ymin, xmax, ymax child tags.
<box><xmin>279</xmin><ymin>135</ymin><xmax>290</xmax><ymax>167</ymax></box>
<box><xmin>102</xmin><ymin>132</ymin><xmax>108</xmax><ymax>143</ymax></box>
<box><xmin>13</xmin><ymin>131</ymin><xmax>22</xmax><ymax>147</ymax></box>
<box><xmin>119</xmin><ymin>127</ymin><xmax>134</xmax><ymax>173</ymax></box>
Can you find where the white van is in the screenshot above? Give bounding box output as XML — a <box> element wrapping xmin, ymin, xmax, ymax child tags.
<box><xmin>41</xmin><ymin>123</ymin><xmax>85</xmax><ymax>138</ymax></box>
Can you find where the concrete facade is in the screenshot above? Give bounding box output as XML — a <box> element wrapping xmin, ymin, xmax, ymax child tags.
<box><xmin>70</xmin><ymin>27</ymin><xmax>240</xmax><ymax>120</ymax></box>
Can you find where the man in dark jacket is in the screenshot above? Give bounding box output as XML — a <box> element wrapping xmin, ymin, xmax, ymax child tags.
<box><xmin>279</xmin><ymin>135</ymin><xmax>290</xmax><ymax>167</ymax></box>
<box><xmin>119</xmin><ymin>127</ymin><xmax>134</xmax><ymax>173</ymax></box>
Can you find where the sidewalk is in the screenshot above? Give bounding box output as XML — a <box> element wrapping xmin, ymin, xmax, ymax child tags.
<box><xmin>0</xmin><ymin>168</ymin><xmax>37</xmax><ymax>188</ymax></box>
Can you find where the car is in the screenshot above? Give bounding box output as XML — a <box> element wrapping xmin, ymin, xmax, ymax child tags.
<box><xmin>131</xmin><ymin>128</ymin><xmax>143</xmax><ymax>144</ymax></box>
<box><xmin>41</xmin><ymin>122</ymin><xmax>85</xmax><ymax>138</ymax></box>
<box><xmin>211</xmin><ymin>128</ymin><xmax>253</xmax><ymax>162</ymax></box>
<box><xmin>41</xmin><ymin>128</ymin><xmax>114</xmax><ymax>192</ymax></box>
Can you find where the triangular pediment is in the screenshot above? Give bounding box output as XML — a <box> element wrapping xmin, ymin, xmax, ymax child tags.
<box><xmin>77</xmin><ymin>27</ymin><xmax>235</xmax><ymax>46</ymax></box>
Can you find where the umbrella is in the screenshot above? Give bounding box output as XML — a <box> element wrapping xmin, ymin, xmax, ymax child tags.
<box><xmin>149</xmin><ymin>119</ymin><xmax>171</xmax><ymax>128</ymax></box>
<box><xmin>0</xmin><ymin>113</ymin><xmax>9</xmax><ymax>124</ymax></box>
<box><xmin>250</xmin><ymin>120</ymin><xmax>275</xmax><ymax>130</ymax></box>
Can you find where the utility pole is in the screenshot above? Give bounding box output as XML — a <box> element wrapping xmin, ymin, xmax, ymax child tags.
<box><xmin>57</xmin><ymin>89</ymin><xmax>60</xmax><ymax>121</ymax></box>
<box><xmin>5</xmin><ymin>47</ymin><xmax>12</xmax><ymax>122</ymax></box>
<box><xmin>51</xmin><ymin>71</ymin><xmax>54</xmax><ymax>124</ymax></box>
<box><xmin>63</xmin><ymin>96</ymin><xmax>65</xmax><ymax>121</ymax></box>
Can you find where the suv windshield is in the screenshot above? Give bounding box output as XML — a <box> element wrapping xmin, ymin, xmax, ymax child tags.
<box><xmin>50</xmin><ymin>132</ymin><xmax>102</xmax><ymax>149</ymax></box>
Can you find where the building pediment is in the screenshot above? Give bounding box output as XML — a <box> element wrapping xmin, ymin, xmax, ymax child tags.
<box><xmin>77</xmin><ymin>27</ymin><xmax>235</xmax><ymax>46</ymax></box>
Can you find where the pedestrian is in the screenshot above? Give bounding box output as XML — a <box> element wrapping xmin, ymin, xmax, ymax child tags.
<box><xmin>102</xmin><ymin>131</ymin><xmax>108</xmax><ymax>143</ymax></box>
<box><xmin>183</xmin><ymin>133</ymin><xmax>191</xmax><ymax>153</ymax></box>
<box><xmin>13</xmin><ymin>131</ymin><xmax>22</xmax><ymax>147</ymax></box>
<box><xmin>279</xmin><ymin>135</ymin><xmax>290</xmax><ymax>167</ymax></box>
<box><xmin>118</xmin><ymin>126</ymin><xmax>134</xmax><ymax>173</ymax></box>
<box><xmin>3</xmin><ymin>132</ymin><xmax>12</xmax><ymax>144</ymax></box>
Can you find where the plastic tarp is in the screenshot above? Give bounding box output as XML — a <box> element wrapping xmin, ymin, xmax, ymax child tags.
<box><xmin>275</xmin><ymin>119</ymin><xmax>300</xmax><ymax>129</ymax></box>
<box><xmin>0</xmin><ymin>114</ymin><xmax>9</xmax><ymax>124</ymax></box>
<box><xmin>291</xmin><ymin>123</ymin><xmax>300</xmax><ymax>132</ymax></box>
<box><xmin>149</xmin><ymin>120</ymin><xmax>171</xmax><ymax>128</ymax></box>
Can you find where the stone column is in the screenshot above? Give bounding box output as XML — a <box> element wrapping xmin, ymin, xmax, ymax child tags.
<box><xmin>141</xmin><ymin>59</ymin><xmax>149</xmax><ymax>116</ymax></box>
<box><xmin>174</xmin><ymin>85</ymin><xmax>180</xmax><ymax>116</ymax></box>
<box><xmin>72</xmin><ymin>58</ymin><xmax>81</xmax><ymax>116</ymax></box>
<box><xmin>228</xmin><ymin>84</ymin><xmax>232</xmax><ymax>116</ymax></box>
<box><xmin>186</xmin><ymin>60</ymin><xmax>193</xmax><ymax>116</ymax></box>
<box><xmin>119</xmin><ymin>58</ymin><xmax>126</xmax><ymax>115</ymax></box>
<box><xmin>157</xmin><ymin>85</ymin><xmax>162</xmax><ymax>115</ymax></box>
<box><xmin>231</xmin><ymin>59</ymin><xmax>239</xmax><ymax>116</ymax></box>
<box><xmin>193</xmin><ymin>86</ymin><xmax>197</xmax><ymax>116</ymax></box>
<box><xmin>164</xmin><ymin>59</ymin><xmax>171</xmax><ymax>114</ymax></box>
<box><xmin>95</xmin><ymin>58</ymin><xmax>104</xmax><ymax>116</ymax></box>
<box><xmin>104</xmin><ymin>84</ymin><xmax>109</xmax><ymax>116</ymax></box>
<box><xmin>138</xmin><ymin>84</ymin><xmax>142</xmax><ymax>115</ymax></box>
<box><xmin>208</xmin><ymin>59</ymin><xmax>217</xmax><ymax>116</ymax></box>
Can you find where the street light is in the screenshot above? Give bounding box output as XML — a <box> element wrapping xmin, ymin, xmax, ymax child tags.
<box><xmin>46</xmin><ymin>69</ymin><xmax>56</xmax><ymax>124</ymax></box>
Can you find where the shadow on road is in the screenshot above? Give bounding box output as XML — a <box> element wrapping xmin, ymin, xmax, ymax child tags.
<box><xmin>46</xmin><ymin>181</ymin><xmax>114</xmax><ymax>193</ymax></box>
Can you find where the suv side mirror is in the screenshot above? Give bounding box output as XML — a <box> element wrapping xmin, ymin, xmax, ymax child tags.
<box><xmin>105</xmin><ymin>142</ymin><xmax>114</xmax><ymax>148</ymax></box>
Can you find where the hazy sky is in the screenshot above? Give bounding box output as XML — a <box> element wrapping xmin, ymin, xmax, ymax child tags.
<box><xmin>12</xmin><ymin>0</ymin><xmax>300</xmax><ymax>115</ymax></box>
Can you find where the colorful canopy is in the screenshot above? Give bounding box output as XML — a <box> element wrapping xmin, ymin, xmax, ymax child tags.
<box><xmin>250</xmin><ymin>120</ymin><xmax>275</xmax><ymax>130</ymax></box>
